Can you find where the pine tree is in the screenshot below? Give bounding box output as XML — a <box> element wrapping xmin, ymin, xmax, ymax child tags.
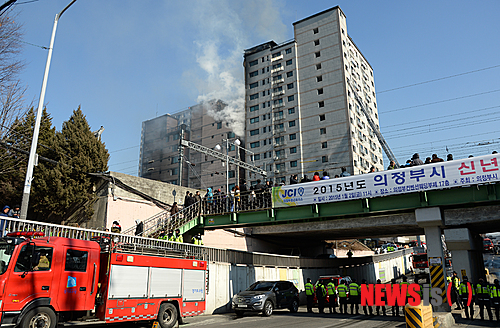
<box><xmin>31</xmin><ymin>107</ymin><xmax>109</xmax><ymax>221</ymax></box>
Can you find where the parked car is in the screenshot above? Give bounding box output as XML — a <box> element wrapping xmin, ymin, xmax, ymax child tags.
<box><xmin>313</xmin><ymin>275</ymin><xmax>352</xmax><ymax>306</ymax></box>
<box><xmin>232</xmin><ymin>281</ymin><xmax>299</xmax><ymax>317</ymax></box>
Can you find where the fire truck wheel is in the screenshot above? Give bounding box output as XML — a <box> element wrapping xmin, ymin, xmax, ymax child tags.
<box><xmin>158</xmin><ymin>303</ymin><xmax>178</xmax><ymax>328</ymax></box>
<box><xmin>262</xmin><ymin>300</ymin><xmax>273</xmax><ymax>317</ymax></box>
<box><xmin>20</xmin><ymin>307</ymin><xmax>57</xmax><ymax>328</ymax></box>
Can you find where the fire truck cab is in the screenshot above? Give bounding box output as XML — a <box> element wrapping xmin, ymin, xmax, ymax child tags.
<box><xmin>0</xmin><ymin>233</ymin><xmax>207</xmax><ymax>328</ymax></box>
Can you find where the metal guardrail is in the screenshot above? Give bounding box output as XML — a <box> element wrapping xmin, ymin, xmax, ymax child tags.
<box><xmin>0</xmin><ymin>217</ymin><xmax>414</xmax><ymax>268</ymax></box>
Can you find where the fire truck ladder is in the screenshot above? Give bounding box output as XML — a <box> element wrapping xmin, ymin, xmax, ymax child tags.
<box><xmin>180</xmin><ymin>139</ymin><xmax>267</xmax><ymax>177</ymax></box>
<box><xmin>346</xmin><ymin>79</ymin><xmax>400</xmax><ymax>168</ymax></box>
<box><xmin>1</xmin><ymin>216</ymin><xmax>207</xmax><ymax>259</ymax></box>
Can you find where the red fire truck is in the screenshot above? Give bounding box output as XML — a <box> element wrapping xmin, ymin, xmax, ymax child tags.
<box><xmin>0</xmin><ymin>231</ymin><xmax>207</xmax><ymax>328</ymax></box>
<box><xmin>411</xmin><ymin>252</ymin><xmax>429</xmax><ymax>283</ymax></box>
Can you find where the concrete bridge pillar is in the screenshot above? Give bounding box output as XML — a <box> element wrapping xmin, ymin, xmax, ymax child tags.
<box><xmin>415</xmin><ymin>207</ymin><xmax>450</xmax><ymax>312</ymax></box>
<box><xmin>444</xmin><ymin>228</ymin><xmax>484</xmax><ymax>283</ymax></box>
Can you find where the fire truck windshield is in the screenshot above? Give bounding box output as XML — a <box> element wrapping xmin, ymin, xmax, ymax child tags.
<box><xmin>0</xmin><ymin>243</ymin><xmax>16</xmax><ymax>275</ymax></box>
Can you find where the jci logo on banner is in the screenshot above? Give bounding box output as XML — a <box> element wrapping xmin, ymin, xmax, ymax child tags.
<box><xmin>360</xmin><ymin>283</ymin><xmax>472</xmax><ymax>307</ymax></box>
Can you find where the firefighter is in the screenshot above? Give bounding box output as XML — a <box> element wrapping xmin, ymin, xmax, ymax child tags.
<box><xmin>459</xmin><ymin>276</ymin><xmax>474</xmax><ymax>320</ymax></box>
<box><xmin>375</xmin><ymin>279</ymin><xmax>386</xmax><ymax>316</ymax></box>
<box><xmin>491</xmin><ymin>279</ymin><xmax>500</xmax><ymax>322</ymax></box>
<box><xmin>476</xmin><ymin>278</ymin><xmax>493</xmax><ymax>321</ymax></box>
<box><xmin>361</xmin><ymin>279</ymin><xmax>373</xmax><ymax>315</ymax></box>
<box><xmin>391</xmin><ymin>278</ymin><xmax>399</xmax><ymax>316</ymax></box>
<box><xmin>349</xmin><ymin>278</ymin><xmax>360</xmax><ymax>315</ymax></box>
<box><xmin>451</xmin><ymin>271</ymin><xmax>462</xmax><ymax>310</ymax></box>
<box><xmin>305</xmin><ymin>278</ymin><xmax>314</xmax><ymax>313</ymax></box>
<box><xmin>337</xmin><ymin>279</ymin><xmax>348</xmax><ymax>314</ymax></box>
<box><xmin>327</xmin><ymin>278</ymin><xmax>337</xmax><ymax>314</ymax></box>
<box><xmin>316</xmin><ymin>280</ymin><xmax>327</xmax><ymax>314</ymax></box>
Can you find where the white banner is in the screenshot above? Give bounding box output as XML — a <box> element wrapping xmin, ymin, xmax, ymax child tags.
<box><xmin>272</xmin><ymin>153</ymin><xmax>499</xmax><ymax>208</ymax></box>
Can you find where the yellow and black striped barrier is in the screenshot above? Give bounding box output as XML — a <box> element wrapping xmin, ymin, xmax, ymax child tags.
<box><xmin>430</xmin><ymin>264</ymin><xmax>446</xmax><ymax>304</ymax></box>
<box><xmin>405</xmin><ymin>302</ymin><xmax>433</xmax><ymax>328</ymax></box>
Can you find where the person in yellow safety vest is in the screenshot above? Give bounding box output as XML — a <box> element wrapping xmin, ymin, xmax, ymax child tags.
<box><xmin>316</xmin><ymin>281</ymin><xmax>327</xmax><ymax>314</ymax></box>
<box><xmin>349</xmin><ymin>278</ymin><xmax>361</xmax><ymax>315</ymax></box>
<box><xmin>327</xmin><ymin>278</ymin><xmax>337</xmax><ymax>314</ymax></box>
<box><xmin>491</xmin><ymin>279</ymin><xmax>500</xmax><ymax>322</ymax></box>
<box><xmin>191</xmin><ymin>233</ymin><xmax>203</xmax><ymax>245</ymax></box>
<box><xmin>476</xmin><ymin>278</ymin><xmax>493</xmax><ymax>321</ymax></box>
<box><xmin>399</xmin><ymin>275</ymin><xmax>410</xmax><ymax>314</ymax></box>
<box><xmin>375</xmin><ymin>279</ymin><xmax>387</xmax><ymax>316</ymax></box>
<box><xmin>387</xmin><ymin>245</ymin><xmax>395</xmax><ymax>252</ymax></box>
<box><xmin>361</xmin><ymin>279</ymin><xmax>373</xmax><ymax>315</ymax></box>
<box><xmin>459</xmin><ymin>276</ymin><xmax>475</xmax><ymax>320</ymax></box>
<box><xmin>167</xmin><ymin>230</ymin><xmax>174</xmax><ymax>241</ymax></box>
<box><xmin>337</xmin><ymin>280</ymin><xmax>348</xmax><ymax>314</ymax></box>
<box><xmin>305</xmin><ymin>278</ymin><xmax>315</xmax><ymax>313</ymax></box>
<box><xmin>391</xmin><ymin>278</ymin><xmax>400</xmax><ymax>317</ymax></box>
<box><xmin>171</xmin><ymin>229</ymin><xmax>183</xmax><ymax>243</ymax></box>
<box><xmin>451</xmin><ymin>271</ymin><xmax>462</xmax><ymax>310</ymax></box>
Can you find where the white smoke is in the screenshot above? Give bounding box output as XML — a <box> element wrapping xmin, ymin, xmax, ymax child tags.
<box><xmin>189</xmin><ymin>0</ymin><xmax>287</xmax><ymax>136</ymax></box>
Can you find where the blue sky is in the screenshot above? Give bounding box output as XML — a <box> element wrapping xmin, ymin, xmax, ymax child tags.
<box><xmin>13</xmin><ymin>0</ymin><xmax>500</xmax><ymax>175</ymax></box>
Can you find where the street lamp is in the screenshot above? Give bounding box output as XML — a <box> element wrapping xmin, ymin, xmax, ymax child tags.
<box><xmin>20</xmin><ymin>0</ymin><xmax>78</xmax><ymax>220</ymax></box>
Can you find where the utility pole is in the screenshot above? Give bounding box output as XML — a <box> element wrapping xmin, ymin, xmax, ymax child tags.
<box><xmin>20</xmin><ymin>0</ymin><xmax>77</xmax><ymax>220</ymax></box>
<box><xmin>178</xmin><ymin>125</ymin><xmax>185</xmax><ymax>187</ymax></box>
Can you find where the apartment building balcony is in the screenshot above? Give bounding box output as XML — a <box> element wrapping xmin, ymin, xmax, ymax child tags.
<box><xmin>271</xmin><ymin>54</ymin><xmax>283</xmax><ymax>62</ymax></box>
<box><xmin>272</xmin><ymin>90</ymin><xmax>285</xmax><ymax>97</ymax></box>
<box><xmin>273</xmin><ymin>127</ymin><xmax>286</xmax><ymax>134</ymax></box>
<box><xmin>274</xmin><ymin>154</ymin><xmax>287</xmax><ymax>161</ymax></box>
<box><xmin>272</xmin><ymin>102</ymin><xmax>285</xmax><ymax>109</ymax></box>
<box><xmin>271</xmin><ymin>66</ymin><xmax>284</xmax><ymax>74</ymax></box>
<box><xmin>273</xmin><ymin>114</ymin><xmax>285</xmax><ymax>121</ymax></box>
<box><xmin>274</xmin><ymin>140</ymin><xmax>287</xmax><ymax>147</ymax></box>
<box><xmin>272</xmin><ymin>78</ymin><xmax>284</xmax><ymax>85</ymax></box>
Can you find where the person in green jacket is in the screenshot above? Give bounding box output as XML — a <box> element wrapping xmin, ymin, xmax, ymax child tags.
<box><xmin>327</xmin><ymin>278</ymin><xmax>337</xmax><ymax>314</ymax></box>
<box><xmin>458</xmin><ymin>276</ymin><xmax>475</xmax><ymax>320</ymax></box>
<box><xmin>316</xmin><ymin>281</ymin><xmax>327</xmax><ymax>314</ymax></box>
<box><xmin>337</xmin><ymin>280</ymin><xmax>348</xmax><ymax>314</ymax></box>
<box><xmin>174</xmin><ymin>228</ymin><xmax>183</xmax><ymax>243</ymax></box>
<box><xmin>305</xmin><ymin>278</ymin><xmax>315</xmax><ymax>313</ymax></box>
<box><xmin>349</xmin><ymin>279</ymin><xmax>360</xmax><ymax>315</ymax></box>
<box><xmin>491</xmin><ymin>279</ymin><xmax>500</xmax><ymax>322</ymax></box>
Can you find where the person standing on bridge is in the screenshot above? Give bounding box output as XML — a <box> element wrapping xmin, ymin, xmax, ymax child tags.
<box><xmin>305</xmin><ymin>278</ymin><xmax>315</xmax><ymax>313</ymax></box>
<box><xmin>337</xmin><ymin>280</ymin><xmax>348</xmax><ymax>314</ymax></box>
<box><xmin>491</xmin><ymin>279</ymin><xmax>500</xmax><ymax>322</ymax></box>
<box><xmin>349</xmin><ymin>279</ymin><xmax>360</xmax><ymax>315</ymax></box>
<box><xmin>476</xmin><ymin>278</ymin><xmax>493</xmax><ymax>321</ymax></box>
<box><xmin>459</xmin><ymin>276</ymin><xmax>475</xmax><ymax>320</ymax></box>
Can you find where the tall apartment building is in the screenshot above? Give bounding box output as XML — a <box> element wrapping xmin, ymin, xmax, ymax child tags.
<box><xmin>139</xmin><ymin>101</ymin><xmax>241</xmax><ymax>193</ymax></box>
<box><xmin>244</xmin><ymin>6</ymin><xmax>383</xmax><ymax>184</ymax></box>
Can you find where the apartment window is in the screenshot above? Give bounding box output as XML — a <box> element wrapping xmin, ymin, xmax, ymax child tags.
<box><xmin>316</xmin><ymin>63</ymin><xmax>322</xmax><ymax>70</ymax></box>
<box><xmin>262</xmin><ymin>91</ymin><xmax>265</xmax><ymax>96</ymax></box>
<box><xmin>262</xmin><ymin>79</ymin><xmax>266</xmax><ymax>86</ymax></box>
<box><xmin>249</xmin><ymin>70</ymin><xmax>258</xmax><ymax>77</ymax></box>
<box><xmin>262</xmin><ymin>68</ymin><xmax>265</xmax><ymax>74</ymax></box>
<box><xmin>288</xmin><ymin>107</ymin><xmax>295</xmax><ymax>114</ymax></box>
<box><xmin>273</xmin><ymin>86</ymin><xmax>283</xmax><ymax>93</ymax></box>
<box><xmin>274</xmin><ymin>111</ymin><xmax>283</xmax><ymax>120</ymax></box>
<box><xmin>288</xmin><ymin>95</ymin><xmax>294</xmax><ymax>102</ymax></box>
<box><xmin>320</xmin><ymin>128</ymin><xmax>326</xmax><ymax>135</ymax></box>
<box><xmin>249</xmin><ymin>82</ymin><xmax>258</xmax><ymax>89</ymax></box>
<box><xmin>275</xmin><ymin>123</ymin><xmax>284</xmax><ymax>130</ymax></box>
<box><xmin>285</xmin><ymin>48</ymin><xmax>292</xmax><ymax>54</ymax></box>
<box><xmin>272</xmin><ymin>74</ymin><xmax>282</xmax><ymax>81</ymax></box>
<box><xmin>250</xmin><ymin>141</ymin><xmax>260</xmax><ymax>148</ymax></box>
<box><xmin>249</xmin><ymin>59</ymin><xmax>258</xmax><ymax>67</ymax></box>
<box><xmin>290</xmin><ymin>147</ymin><xmax>297</xmax><ymax>154</ymax></box>
<box><xmin>289</xmin><ymin>120</ymin><xmax>296</xmax><ymax>127</ymax></box>
<box><xmin>317</xmin><ymin>76</ymin><xmax>322</xmax><ymax>82</ymax></box>
<box><xmin>171</xmin><ymin>157</ymin><xmax>178</xmax><ymax>164</ymax></box>
<box><xmin>319</xmin><ymin>114</ymin><xmax>326</xmax><ymax>121</ymax></box>
<box><xmin>314</xmin><ymin>39</ymin><xmax>320</xmax><ymax>46</ymax></box>
<box><xmin>263</xmin><ymin>152</ymin><xmax>267</xmax><ymax>159</ymax></box>
<box><xmin>322</xmin><ymin>156</ymin><xmax>328</xmax><ymax>163</ymax></box>
<box><xmin>253</xmin><ymin>154</ymin><xmax>260</xmax><ymax>160</ymax></box>
<box><xmin>262</xmin><ymin>114</ymin><xmax>267</xmax><ymax>120</ymax></box>
<box><xmin>263</xmin><ymin>139</ymin><xmax>266</xmax><ymax>146</ymax></box>
<box><xmin>317</xmin><ymin>88</ymin><xmax>323</xmax><ymax>95</ymax></box>
<box><xmin>228</xmin><ymin>170</ymin><xmax>235</xmax><ymax>179</ymax></box>
<box><xmin>318</xmin><ymin>101</ymin><xmax>324</xmax><ymax>108</ymax></box>
<box><xmin>172</xmin><ymin>168</ymin><xmax>178</xmax><ymax>175</ymax></box>
<box><xmin>341</xmin><ymin>28</ymin><xmax>345</xmax><ymax>35</ymax></box>
<box><xmin>286</xmin><ymin>71</ymin><xmax>293</xmax><ymax>78</ymax></box>
<box><xmin>262</xmin><ymin>102</ymin><xmax>266</xmax><ymax>108</ymax></box>
<box><xmin>286</xmin><ymin>59</ymin><xmax>292</xmax><ymax>66</ymax></box>
<box><xmin>273</xmin><ymin>99</ymin><xmax>283</xmax><ymax>107</ymax></box>
<box><xmin>322</xmin><ymin>142</ymin><xmax>328</xmax><ymax>149</ymax></box>
<box><xmin>272</xmin><ymin>63</ymin><xmax>282</xmax><ymax>70</ymax></box>
<box><xmin>289</xmin><ymin>133</ymin><xmax>296</xmax><ymax>140</ymax></box>
<box><xmin>272</xmin><ymin>51</ymin><xmax>281</xmax><ymax>58</ymax></box>
<box><xmin>313</xmin><ymin>28</ymin><xmax>319</xmax><ymax>34</ymax></box>
<box><xmin>262</xmin><ymin>126</ymin><xmax>267</xmax><ymax>133</ymax></box>
<box><xmin>250</xmin><ymin>129</ymin><xmax>259</xmax><ymax>136</ymax></box>
<box><xmin>250</xmin><ymin>105</ymin><xmax>259</xmax><ymax>112</ymax></box>
<box><xmin>228</xmin><ymin>132</ymin><xmax>235</xmax><ymax>138</ymax></box>
<box><xmin>287</xmin><ymin>83</ymin><xmax>294</xmax><ymax>89</ymax></box>
<box><xmin>217</xmin><ymin>122</ymin><xmax>222</xmax><ymax>129</ymax></box>
<box><xmin>250</xmin><ymin>117</ymin><xmax>259</xmax><ymax>124</ymax></box>
<box><xmin>315</xmin><ymin>51</ymin><xmax>321</xmax><ymax>58</ymax></box>
<box><xmin>250</xmin><ymin>93</ymin><xmax>259</xmax><ymax>100</ymax></box>
<box><xmin>290</xmin><ymin>160</ymin><xmax>297</xmax><ymax>168</ymax></box>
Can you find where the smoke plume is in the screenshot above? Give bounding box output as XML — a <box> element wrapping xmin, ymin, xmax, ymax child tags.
<box><xmin>190</xmin><ymin>0</ymin><xmax>287</xmax><ymax>136</ymax></box>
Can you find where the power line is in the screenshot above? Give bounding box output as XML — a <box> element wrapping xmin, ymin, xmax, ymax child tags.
<box><xmin>379</xmin><ymin>88</ymin><xmax>500</xmax><ymax>115</ymax></box>
<box><xmin>377</xmin><ymin>64</ymin><xmax>500</xmax><ymax>94</ymax></box>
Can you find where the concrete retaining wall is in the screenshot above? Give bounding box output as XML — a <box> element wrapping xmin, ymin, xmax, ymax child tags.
<box><xmin>204</xmin><ymin>249</ymin><xmax>413</xmax><ymax>314</ymax></box>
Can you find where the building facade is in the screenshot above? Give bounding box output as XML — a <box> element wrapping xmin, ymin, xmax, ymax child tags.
<box><xmin>139</xmin><ymin>101</ymin><xmax>241</xmax><ymax>194</ymax></box>
<box><xmin>244</xmin><ymin>6</ymin><xmax>383</xmax><ymax>184</ymax></box>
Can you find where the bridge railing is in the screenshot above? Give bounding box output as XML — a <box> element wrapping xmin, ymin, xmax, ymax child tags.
<box><xmin>201</xmin><ymin>189</ymin><xmax>272</xmax><ymax>216</ymax></box>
